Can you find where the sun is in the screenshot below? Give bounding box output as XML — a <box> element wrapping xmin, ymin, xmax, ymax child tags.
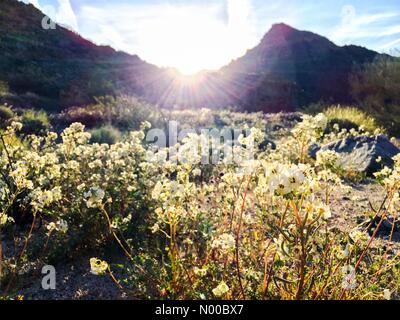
<box><xmin>173</xmin><ymin>55</ymin><xmax>212</xmax><ymax>76</ymax></box>
<box><xmin>133</xmin><ymin>2</ymin><xmax>257</xmax><ymax>75</ymax></box>
<box><xmin>140</xmin><ymin>9</ymin><xmax>229</xmax><ymax>75</ymax></box>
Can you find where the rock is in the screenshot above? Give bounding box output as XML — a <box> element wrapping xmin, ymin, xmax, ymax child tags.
<box><xmin>272</xmin><ymin>124</ymin><xmax>284</xmax><ymax>131</ymax></box>
<box><xmin>259</xmin><ymin>138</ymin><xmax>277</xmax><ymax>151</ymax></box>
<box><xmin>392</xmin><ymin>232</ymin><xmax>400</xmax><ymax>242</ymax></box>
<box><xmin>368</xmin><ymin>216</ymin><xmax>400</xmax><ymax>242</ymax></box>
<box><xmin>308</xmin><ymin>143</ymin><xmax>320</xmax><ymax>158</ymax></box>
<box><xmin>309</xmin><ymin>135</ymin><xmax>400</xmax><ymax>175</ymax></box>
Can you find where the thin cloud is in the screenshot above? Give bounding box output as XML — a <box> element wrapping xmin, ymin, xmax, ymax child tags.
<box><xmin>55</xmin><ymin>0</ymin><xmax>79</xmax><ymax>31</ymax></box>
<box><xmin>21</xmin><ymin>0</ymin><xmax>79</xmax><ymax>31</ymax></box>
<box><xmin>21</xmin><ymin>0</ymin><xmax>41</xmax><ymax>9</ymax></box>
<box><xmin>378</xmin><ymin>38</ymin><xmax>400</xmax><ymax>51</ymax></box>
<box><xmin>331</xmin><ymin>12</ymin><xmax>399</xmax><ymax>41</ymax></box>
<box><xmin>378</xmin><ymin>25</ymin><xmax>400</xmax><ymax>37</ymax></box>
<box><xmin>76</xmin><ymin>0</ymin><xmax>258</xmax><ymax>73</ymax></box>
<box><xmin>330</xmin><ymin>4</ymin><xmax>399</xmax><ymax>48</ymax></box>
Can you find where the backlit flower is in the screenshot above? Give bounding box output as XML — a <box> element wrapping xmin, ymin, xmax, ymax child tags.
<box><xmin>212</xmin><ymin>281</ymin><xmax>229</xmax><ymax>297</ymax></box>
<box><xmin>90</xmin><ymin>258</ymin><xmax>108</xmax><ymax>275</ymax></box>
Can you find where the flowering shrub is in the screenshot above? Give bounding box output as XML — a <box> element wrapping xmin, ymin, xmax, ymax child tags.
<box><xmin>0</xmin><ymin>112</ymin><xmax>399</xmax><ymax>300</ymax></box>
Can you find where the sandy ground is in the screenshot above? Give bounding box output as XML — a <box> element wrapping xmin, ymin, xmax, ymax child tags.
<box><xmin>17</xmin><ymin>255</ymin><xmax>128</xmax><ymax>300</ymax></box>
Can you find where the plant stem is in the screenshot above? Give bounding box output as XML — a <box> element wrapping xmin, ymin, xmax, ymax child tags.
<box><xmin>0</xmin><ymin>229</ymin><xmax>3</xmax><ymax>280</ymax></box>
<box><xmin>235</xmin><ymin>176</ymin><xmax>251</xmax><ymax>299</ymax></box>
<box><xmin>339</xmin><ymin>191</ymin><xmax>394</xmax><ymax>299</ymax></box>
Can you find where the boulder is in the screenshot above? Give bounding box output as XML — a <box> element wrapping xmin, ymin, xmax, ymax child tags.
<box><xmin>368</xmin><ymin>216</ymin><xmax>400</xmax><ymax>242</ymax></box>
<box><xmin>309</xmin><ymin>135</ymin><xmax>400</xmax><ymax>175</ymax></box>
<box><xmin>259</xmin><ymin>138</ymin><xmax>277</xmax><ymax>151</ymax></box>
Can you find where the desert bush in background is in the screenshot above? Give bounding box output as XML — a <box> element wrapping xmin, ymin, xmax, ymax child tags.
<box><xmin>163</xmin><ymin>108</ymin><xmax>267</xmax><ymax>130</ymax></box>
<box><xmin>54</xmin><ymin>95</ymin><xmax>162</xmax><ymax>131</ymax></box>
<box><xmin>301</xmin><ymin>104</ymin><xmax>382</xmax><ymax>136</ymax></box>
<box><xmin>18</xmin><ymin>109</ymin><xmax>50</xmax><ymax>136</ymax></box>
<box><xmin>323</xmin><ymin>106</ymin><xmax>382</xmax><ymax>134</ymax></box>
<box><xmin>0</xmin><ymin>104</ymin><xmax>15</xmax><ymax>128</ymax></box>
<box><xmin>55</xmin><ymin>104</ymin><xmax>106</xmax><ymax>129</ymax></box>
<box><xmin>90</xmin><ymin>125</ymin><xmax>122</xmax><ymax>144</ymax></box>
<box><xmin>0</xmin><ymin>81</ymin><xmax>10</xmax><ymax>98</ymax></box>
<box><xmin>350</xmin><ymin>56</ymin><xmax>400</xmax><ymax>136</ymax></box>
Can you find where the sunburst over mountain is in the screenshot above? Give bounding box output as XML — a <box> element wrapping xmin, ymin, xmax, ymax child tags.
<box><xmin>0</xmin><ymin>0</ymin><xmax>384</xmax><ymax>112</ymax></box>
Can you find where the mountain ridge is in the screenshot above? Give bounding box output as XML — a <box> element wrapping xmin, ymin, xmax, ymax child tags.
<box><xmin>215</xmin><ymin>22</ymin><xmax>380</xmax><ymax>112</ymax></box>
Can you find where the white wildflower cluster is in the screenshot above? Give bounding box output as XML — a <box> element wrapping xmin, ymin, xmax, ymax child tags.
<box><xmin>0</xmin><ymin>212</ymin><xmax>14</xmax><ymax>226</ymax></box>
<box><xmin>374</xmin><ymin>154</ymin><xmax>400</xmax><ymax>190</ymax></box>
<box><xmin>150</xmin><ymin>166</ymin><xmax>202</xmax><ymax>229</ymax></box>
<box><xmin>341</xmin><ymin>265</ymin><xmax>357</xmax><ymax>290</ymax></box>
<box><xmin>316</xmin><ymin>150</ymin><xmax>340</xmax><ymax>168</ymax></box>
<box><xmin>152</xmin><ymin>179</ymin><xmax>187</xmax><ymax>203</ymax></box>
<box><xmin>212</xmin><ymin>281</ymin><xmax>230</xmax><ymax>297</ymax></box>
<box><xmin>257</xmin><ymin>162</ymin><xmax>313</xmax><ymax>197</ymax></box>
<box><xmin>10</xmin><ymin>121</ymin><xmax>23</xmax><ymax>132</ymax></box>
<box><xmin>193</xmin><ymin>266</ymin><xmax>208</xmax><ymax>277</ymax></box>
<box><xmin>9</xmin><ymin>161</ymin><xmax>34</xmax><ymax>190</ymax></box>
<box><xmin>0</xmin><ymin>120</ymin><xmax>157</xmax><ymax>259</ymax></box>
<box><xmin>274</xmin><ymin>113</ymin><xmax>328</xmax><ymax>162</ymax></box>
<box><xmin>61</xmin><ymin>123</ymin><xmax>91</xmax><ymax>150</ymax></box>
<box><xmin>292</xmin><ymin>113</ymin><xmax>327</xmax><ymax>143</ymax></box>
<box><xmin>84</xmin><ymin>187</ymin><xmax>105</xmax><ymax>208</ymax></box>
<box><xmin>30</xmin><ymin>186</ymin><xmax>62</xmax><ymax>212</ymax></box>
<box><xmin>323</xmin><ymin>122</ymin><xmax>384</xmax><ymax>144</ymax></box>
<box><xmin>46</xmin><ymin>219</ymin><xmax>68</xmax><ymax>234</ymax></box>
<box><xmin>146</xmin><ymin>124</ymin><xmax>264</xmax><ymax>169</ymax></box>
<box><xmin>211</xmin><ymin>233</ymin><xmax>236</xmax><ymax>253</ymax></box>
<box><xmin>90</xmin><ymin>258</ymin><xmax>108</xmax><ymax>275</ymax></box>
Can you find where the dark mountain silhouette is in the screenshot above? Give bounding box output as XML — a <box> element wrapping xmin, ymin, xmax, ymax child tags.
<box><xmin>0</xmin><ymin>0</ymin><xmax>170</xmax><ymax>111</ymax></box>
<box><xmin>211</xmin><ymin>23</ymin><xmax>381</xmax><ymax>112</ymax></box>
<box><xmin>0</xmin><ymin>0</ymin><xmax>383</xmax><ymax>112</ymax></box>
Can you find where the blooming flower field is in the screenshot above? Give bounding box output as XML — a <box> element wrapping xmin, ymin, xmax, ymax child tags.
<box><xmin>0</xmin><ymin>111</ymin><xmax>399</xmax><ymax>300</ymax></box>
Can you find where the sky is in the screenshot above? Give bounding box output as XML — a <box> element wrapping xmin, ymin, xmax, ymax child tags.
<box><xmin>22</xmin><ymin>0</ymin><xmax>400</xmax><ymax>74</ymax></box>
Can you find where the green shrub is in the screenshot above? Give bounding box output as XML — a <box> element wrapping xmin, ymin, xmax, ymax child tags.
<box><xmin>56</xmin><ymin>95</ymin><xmax>162</xmax><ymax>131</ymax></box>
<box><xmin>0</xmin><ymin>129</ymin><xmax>21</xmax><ymax>152</ymax></box>
<box><xmin>56</xmin><ymin>105</ymin><xmax>106</xmax><ymax>129</ymax></box>
<box><xmin>20</xmin><ymin>109</ymin><xmax>50</xmax><ymax>136</ymax></box>
<box><xmin>98</xmin><ymin>95</ymin><xmax>162</xmax><ymax>131</ymax></box>
<box><xmin>0</xmin><ymin>105</ymin><xmax>15</xmax><ymax>127</ymax></box>
<box><xmin>90</xmin><ymin>125</ymin><xmax>122</xmax><ymax>145</ymax></box>
<box><xmin>350</xmin><ymin>56</ymin><xmax>400</xmax><ymax>136</ymax></box>
<box><xmin>323</xmin><ymin>106</ymin><xmax>382</xmax><ymax>133</ymax></box>
<box><xmin>303</xmin><ymin>104</ymin><xmax>382</xmax><ymax>134</ymax></box>
<box><xmin>300</xmin><ymin>102</ymin><xmax>326</xmax><ymax>115</ymax></box>
<box><xmin>0</xmin><ymin>81</ymin><xmax>9</xmax><ymax>97</ymax></box>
